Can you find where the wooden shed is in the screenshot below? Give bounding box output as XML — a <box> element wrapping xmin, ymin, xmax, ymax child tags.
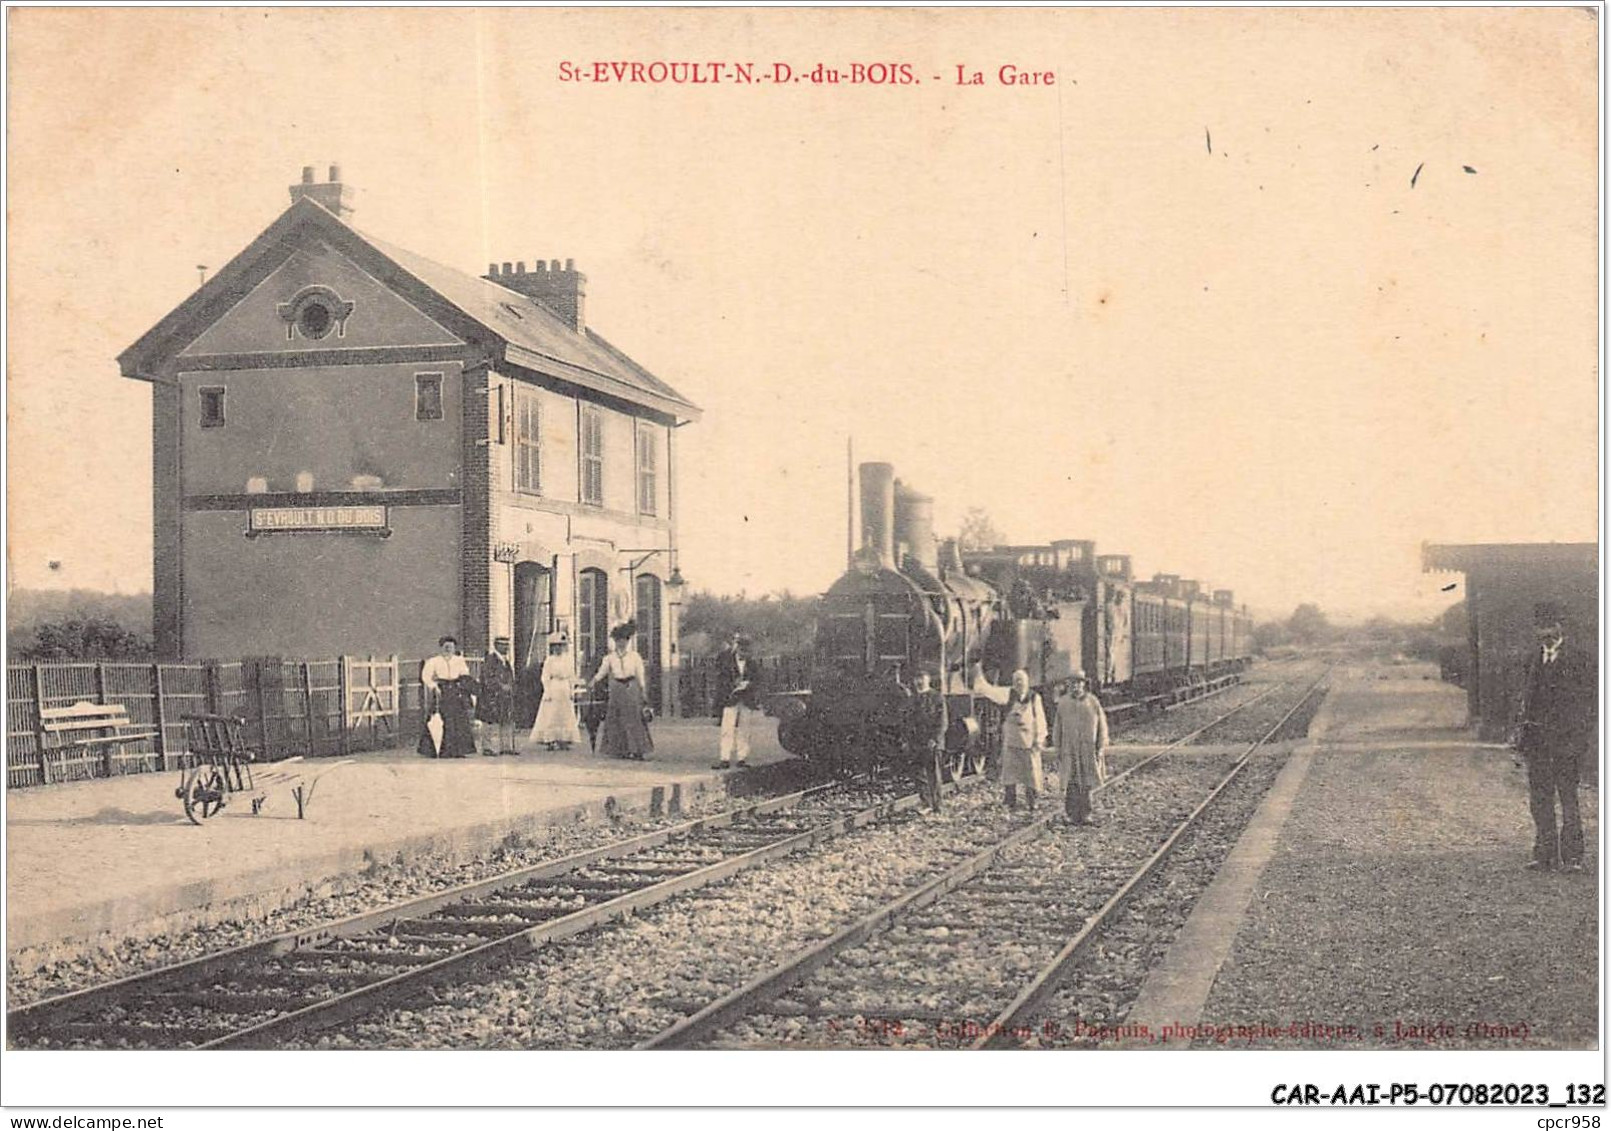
<box><xmin>1422</xmin><ymin>542</ymin><xmax>1598</xmax><ymax>741</ymax></box>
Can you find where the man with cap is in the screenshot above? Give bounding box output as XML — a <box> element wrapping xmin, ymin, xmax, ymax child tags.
<box><xmin>1053</xmin><ymin>669</ymin><xmax>1110</xmax><ymax>826</ymax></box>
<box><xmin>478</xmin><ymin>637</ymin><xmax>517</xmax><ymax>756</ymax></box>
<box><xmin>1515</xmin><ymin>601</ymin><xmax>1596</xmax><ymax>872</ymax></box>
<box><xmin>904</xmin><ymin>668</ymin><xmax>949</xmax><ymax>813</ymax></box>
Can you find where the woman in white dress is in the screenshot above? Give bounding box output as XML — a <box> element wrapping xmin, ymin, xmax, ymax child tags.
<box><xmin>530</xmin><ymin>636</ymin><xmax>582</xmax><ymax>750</ymax></box>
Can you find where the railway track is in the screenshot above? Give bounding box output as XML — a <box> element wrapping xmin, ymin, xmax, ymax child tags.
<box><xmin>8</xmin><ymin>666</ymin><xmax>1312</xmax><ymax>1051</ymax></box>
<box><xmin>638</xmin><ymin>669</ymin><xmax>1329</xmax><ymax>1049</ymax></box>
<box><xmin>7</xmin><ymin>778</ymin><xmax>924</xmax><ymax>1050</ymax></box>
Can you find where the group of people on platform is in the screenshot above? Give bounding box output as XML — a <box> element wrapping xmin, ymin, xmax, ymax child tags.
<box><xmin>417</xmin><ymin>621</ymin><xmax>654</xmax><ymax>761</ymax></box>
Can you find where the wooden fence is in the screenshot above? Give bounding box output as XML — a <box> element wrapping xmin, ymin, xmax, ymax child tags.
<box><xmin>676</xmin><ymin>652</ymin><xmax>812</xmax><ymax>718</ymax></box>
<box><xmin>4</xmin><ymin>655</ymin><xmax>486</xmax><ymax>790</ymax></box>
<box><xmin>7</xmin><ymin>651</ymin><xmax>813</xmax><ymax>789</ymax></box>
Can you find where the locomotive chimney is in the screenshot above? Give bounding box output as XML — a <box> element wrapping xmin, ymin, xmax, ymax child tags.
<box><xmin>1214</xmin><ymin>588</ymin><xmax>1235</xmax><ymax>606</ymax></box>
<box><xmin>858</xmin><ymin>462</ymin><xmax>896</xmax><ymax>570</ymax></box>
<box><xmin>893</xmin><ymin>479</ymin><xmax>938</xmax><ymax>573</ymax></box>
<box><xmin>938</xmin><ymin>538</ymin><xmax>965</xmax><ymax>576</ymax></box>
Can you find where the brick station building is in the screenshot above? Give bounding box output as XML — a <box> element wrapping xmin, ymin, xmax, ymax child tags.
<box><xmin>1422</xmin><ymin>541</ymin><xmax>1598</xmax><ymax>741</ymax></box>
<box><xmin>119</xmin><ymin>166</ymin><xmax>700</xmax><ymax>712</ymax></box>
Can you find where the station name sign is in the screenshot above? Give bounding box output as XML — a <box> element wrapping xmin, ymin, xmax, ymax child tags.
<box><xmin>248</xmin><ymin>505</ymin><xmax>389</xmax><ymax>534</ymax></box>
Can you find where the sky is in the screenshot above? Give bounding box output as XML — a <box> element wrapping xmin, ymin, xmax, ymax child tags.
<box><xmin>6</xmin><ymin>7</ymin><xmax>1600</xmax><ymax>623</ymax></box>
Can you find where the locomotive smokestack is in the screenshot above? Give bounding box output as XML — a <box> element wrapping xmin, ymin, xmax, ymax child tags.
<box><xmin>859</xmin><ymin>462</ymin><xmax>896</xmax><ymax>570</ymax></box>
<box><xmin>893</xmin><ymin>480</ymin><xmax>938</xmax><ymax>573</ymax></box>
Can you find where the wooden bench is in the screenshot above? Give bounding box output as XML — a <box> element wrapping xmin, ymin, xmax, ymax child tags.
<box><xmin>178</xmin><ymin>714</ymin><xmax>354</xmax><ymax>823</ymax></box>
<box><xmin>39</xmin><ymin>701</ymin><xmax>159</xmax><ymax>784</ymax></box>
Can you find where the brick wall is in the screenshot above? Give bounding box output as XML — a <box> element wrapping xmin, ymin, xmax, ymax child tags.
<box><xmin>152</xmin><ymin>381</ymin><xmax>183</xmax><ymax>660</ymax></box>
<box><xmin>460</xmin><ymin>364</ymin><xmax>493</xmax><ymax>653</ymax></box>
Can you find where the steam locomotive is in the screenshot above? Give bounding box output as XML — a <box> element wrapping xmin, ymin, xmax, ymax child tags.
<box><xmin>776</xmin><ymin>462</ymin><xmax>1255</xmax><ymax>776</ymax></box>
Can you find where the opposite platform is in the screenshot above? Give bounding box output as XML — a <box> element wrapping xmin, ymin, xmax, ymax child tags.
<box><xmin>1128</xmin><ymin>661</ymin><xmax>1598</xmax><ymax>1050</ymax></box>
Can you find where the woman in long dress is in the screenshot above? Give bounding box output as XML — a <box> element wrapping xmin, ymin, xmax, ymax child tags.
<box><xmin>418</xmin><ymin>635</ymin><xmax>478</xmax><ymax>759</ymax></box>
<box><xmin>530</xmin><ymin>636</ymin><xmax>582</xmax><ymax>749</ymax></box>
<box><xmin>592</xmin><ymin>622</ymin><xmax>654</xmax><ymax>760</ymax></box>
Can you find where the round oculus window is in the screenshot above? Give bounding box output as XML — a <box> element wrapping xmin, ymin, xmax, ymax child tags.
<box><xmin>298</xmin><ymin>302</ymin><xmax>333</xmax><ymax>340</ymax></box>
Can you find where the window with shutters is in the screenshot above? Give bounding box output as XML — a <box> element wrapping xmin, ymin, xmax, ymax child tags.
<box><xmin>414</xmin><ymin>373</ymin><xmax>443</xmax><ymax>421</ymax></box>
<box><xmin>515</xmin><ymin>390</ymin><xmax>541</xmax><ymax>494</ymax></box>
<box><xmin>580</xmin><ymin>406</ymin><xmax>604</xmax><ymax>506</ymax></box>
<box><xmin>199</xmin><ymin>387</ymin><xmax>226</xmax><ymax>428</ymax></box>
<box><xmin>636</xmin><ymin>424</ymin><xmax>658</xmax><ymax>515</ymax></box>
<box><xmin>578</xmin><ymin>568</ymin><xmax>609</xmax><ymax>674</ymax></box>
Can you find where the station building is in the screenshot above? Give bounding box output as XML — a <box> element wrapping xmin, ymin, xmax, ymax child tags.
<box><xmin>1422</xmin><ymin>542</ymin><xmax>1598</xmax><ymax>740</ymax></box>
<box><xmin>119</xmin><ymin>166</ymin><xmax>700</xmax><ymax>711</ymax></box>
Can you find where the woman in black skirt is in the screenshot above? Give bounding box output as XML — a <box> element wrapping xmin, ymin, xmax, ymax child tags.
<box><xmin>590</xmin><ymin>622</ymin><xmax>654</xmax><ymax>760</ymax></box>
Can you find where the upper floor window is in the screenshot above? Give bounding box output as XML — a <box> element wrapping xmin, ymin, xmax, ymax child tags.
<box><xmin>415</xmin><ymin>373</ymin><xmax>444</xmax><ymax>421</ymax></box>
<box><xmin>636</xmin><ymin>424</ymin><xmax>658</xmax><ymax>516</ymax></box>
<box><xmin>199</xmin><ymin>386</ymin><xmax>226</xmax><ymax>428</ymax></box>
<box><xmin>515</xmin><ymin>390</ymin><xmax>542</xmax><ymax>495</ymax></box>
<box><xmin>580</xmin><ymin>406</ymin><xmax>604</xmax><ymax>506</ymax></box>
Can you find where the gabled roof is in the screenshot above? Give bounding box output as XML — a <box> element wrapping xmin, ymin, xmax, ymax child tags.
<box><xmin>119</xmin><ymin>196</ymin><xmax>700</xmax><ymax>422</ymax></box>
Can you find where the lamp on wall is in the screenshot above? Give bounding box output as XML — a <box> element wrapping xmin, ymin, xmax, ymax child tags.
<box><xmin>666</xmin><ymin>562</ymin><xmax>686</xmax><ymax>719</ymax></box>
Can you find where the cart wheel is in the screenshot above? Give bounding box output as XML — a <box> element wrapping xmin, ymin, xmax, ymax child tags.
<box><xmin>181</xmin><ymin>764</ymin><xmax>228</xmax><ymax>825</ymax></box>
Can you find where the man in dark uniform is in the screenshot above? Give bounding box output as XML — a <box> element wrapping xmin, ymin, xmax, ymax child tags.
<box><xmin>1516</xmin><ymin>601</ymin><xmax>1596</xmax><ymax>872</ymax></box>
<box><xmin>477</xmin><ymin>636</ymin><xmax>517</xmax><ymax>756</ymax></box>
<box><xmin>904</xmin><ymin>669</ymin><xmax>948</xmax><ymax>812</ymax></box>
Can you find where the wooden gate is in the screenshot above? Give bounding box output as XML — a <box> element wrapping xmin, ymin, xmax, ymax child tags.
<box><xmin>343</xmin><ymin>655</ymin><xmax>400</xmax><ymax>752</ymax></box>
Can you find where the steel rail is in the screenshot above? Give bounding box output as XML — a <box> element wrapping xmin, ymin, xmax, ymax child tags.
<box><xmin>6</xmin><ymin>774</ymin><xmax>883</xmax><ymax>1045</ymax></box>
<box><xmin>202</xmin><ymin>785</ymin><xmax>930</xmax><ymax>1049</ymax></box>
<box><xmin>637</xmin><ymin>668</ymin><xmax>1315</xmax><ymax>1050</ymax></box>
<box><xmin>973</xmin><ymin>668</ymin><xmax>1332</xmax><ymax>1048</ymax></box>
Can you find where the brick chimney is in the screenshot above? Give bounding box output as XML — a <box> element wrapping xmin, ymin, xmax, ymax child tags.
<box><xmin>485</xmin><ymin>258</ymin><xmax>587</xmax><ymax>333</ymax></box>
<box><xmin>289</xmin><ymin>164</ymin><xmax>354</xmax><ymax>220</ymax></box>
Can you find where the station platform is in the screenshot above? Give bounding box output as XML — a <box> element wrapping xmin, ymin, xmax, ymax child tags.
<box><xmin>1127</xmin><ymin>660</ymin><xmax>1599</xmax><ymax>1049</ymax></box>
<box><xmin>5</xmin><ymin>716</ymin><xmax>789</xmax><ymax>961</ymax></box>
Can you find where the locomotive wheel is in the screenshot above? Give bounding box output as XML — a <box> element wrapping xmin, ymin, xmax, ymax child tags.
<box><xmin>181</xmin><ymin>764</ymin><xmax>228</xmax><ymax>825</ymax></box>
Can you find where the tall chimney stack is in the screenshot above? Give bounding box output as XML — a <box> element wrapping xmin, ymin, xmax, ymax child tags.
<box><xmin>487</xmin><ymin>258</ymin><xmax>588</xmax><ymax>333</ymax></box>
<box><xmin>289</xmin><ymin>163</ymin><xmax>355</xmax><ymax>220</ymax></box>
